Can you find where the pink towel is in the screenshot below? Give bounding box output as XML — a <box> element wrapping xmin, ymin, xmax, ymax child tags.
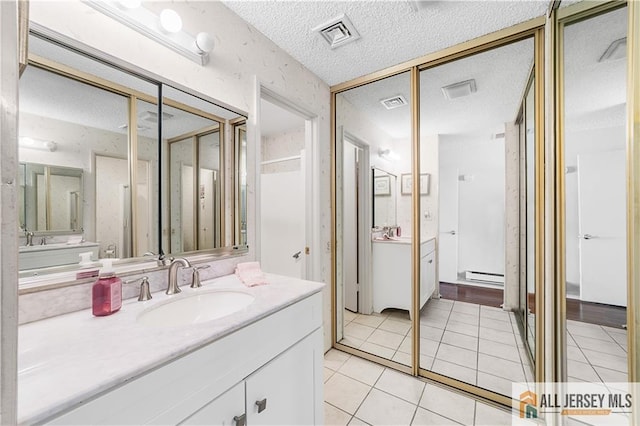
<box><xmin>235</xmin><ymin>261</ymin><xmax>268</xmax><ymax>287</ymax></box>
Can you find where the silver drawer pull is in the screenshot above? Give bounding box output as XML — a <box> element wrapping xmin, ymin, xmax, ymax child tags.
<box><xmin>256</xmin><ymin>398</ymin><xmax>267</xmax><ymax>413</ymax></box>
<box><xmin>233</xmin><ymin>413</ymin><xmax>246</xmax><ymax>426</ymax></box>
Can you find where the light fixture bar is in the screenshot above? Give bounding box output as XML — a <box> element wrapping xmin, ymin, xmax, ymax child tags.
<box><xmin>84</xmin><ymin>1</ymin><xmax>211</xmax><ymax>65</ymax></box>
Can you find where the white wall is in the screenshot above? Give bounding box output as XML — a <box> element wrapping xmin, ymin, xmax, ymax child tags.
<box><xmin>29</xmin><ymin>1</ymin><xmax>332</xmax><ymax>349</ymax></box>
<box><xmin>564</xmin><ymin>124</ymin><xmax>626</xmax><ymax>288</ymax></box>
<box><xmin>261</xmin><ymin>127</ymin><xmax>305</xmax><ymax>174</ymax></box>
<box><xmin>440</xmin><ymin>134</ymin><xmax>505</xmax><ymax>276</ymax></box>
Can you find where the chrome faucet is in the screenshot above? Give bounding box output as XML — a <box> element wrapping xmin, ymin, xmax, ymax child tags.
<box><xmin>25</xmin><ymin>230</ymin><xmax>34</xmax><ymax>246</ymax></box>
<box><xmin>166</xmin><ymin>257</ymin><xmax>192</xmax><ymax>295</ymax></box>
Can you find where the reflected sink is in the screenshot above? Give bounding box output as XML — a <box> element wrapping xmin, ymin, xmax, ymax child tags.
<box><xmin>137</xmin><ymin>290</ymin><xmax>255</xmax><ymax>327</ymax></box>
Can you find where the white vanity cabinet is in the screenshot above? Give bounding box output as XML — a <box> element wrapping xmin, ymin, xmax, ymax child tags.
<box><xmin>182</xmin><ymin>330</ymin><xmax>317</xmax><ymax>426</ymax></box>
<box><xmin>44</xmin><ymin>291</ymin><xmax>324</xmax><ymax>426</ymax></box>
<box><xmin>372</xmin><ymin>238</ymin><xmax>436</xmax><ymax>315</ymax></box>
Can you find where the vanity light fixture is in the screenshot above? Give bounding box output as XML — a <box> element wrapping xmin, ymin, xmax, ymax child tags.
<box><xmin>84</xmin><ymin>1</ymin><xmax>214</xmax><ymax>65</ymax></box>
<box><xmin>19</xmin><ymin>137</ymin><xmax>57</xmax><ymax>152</ymax></box>
<box><xmin>599</xmin><ymin>37</ymin><xmax>626</xmax><ymax>62</ymax></box>
<box><xmin>441</xmin><ymin>79</ymin><xmax>477</xmax><ymax>100</ymax></box>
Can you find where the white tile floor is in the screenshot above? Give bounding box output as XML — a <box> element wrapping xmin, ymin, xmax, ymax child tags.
<box><xmin>340</xmin><ymin>298</ymin><xmax>534</xmax><ymax>396</ymax></box>
<box><xmin>324</xmin><ymin>349</ymin><xmax>523</xmax><ymax>425</ymax></box>
<box><xmin>567</xmin><ymin>319</ymin><xmax>628</xmax><ymax>385</ymax></box>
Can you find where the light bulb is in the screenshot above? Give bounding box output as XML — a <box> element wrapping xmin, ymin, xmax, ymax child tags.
<box><xmin>195</xmin><ymin>32</ymin><xmax>214</xmax><ymax>54</ymax></box>
<box><xmin>160</xmin><ymin>9</ymin><xmax>182</xmax><ymax>33</ymax></box>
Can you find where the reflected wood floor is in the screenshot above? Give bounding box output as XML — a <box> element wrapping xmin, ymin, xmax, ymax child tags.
<box><xmin>440</xmin><ymin>282</ymin><xmax>627</xmax><ymax>330</ymax></box>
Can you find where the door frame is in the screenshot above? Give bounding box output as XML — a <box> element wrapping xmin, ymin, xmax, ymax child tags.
<box><xmin>254</xmin><ymin>81</ymin><xmax>320</xmax><ymax>281</ymax></box>
<box><xmin>341</xmin><ymin>130</ymin><xmax>372</xmax><ymax>315</ymax></box>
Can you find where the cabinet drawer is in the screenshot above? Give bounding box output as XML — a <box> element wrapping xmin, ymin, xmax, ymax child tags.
<box><xmin>180</xmin><ymin>382</ymin><xmax>244</xmax><ymax>426</ymax></box>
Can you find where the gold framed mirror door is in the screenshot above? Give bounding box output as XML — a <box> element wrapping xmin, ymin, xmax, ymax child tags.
<box><xmin>331</xmin><ymin>19</ymin><xmax>546</xmax><ymax>406</ymax></box>
<box><xmin>556</xmin><ymin>0</ymin><xmax>639</xmax><ymax>408</ymax></box>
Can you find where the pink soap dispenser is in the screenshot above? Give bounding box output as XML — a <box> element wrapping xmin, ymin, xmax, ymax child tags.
<box><xmin>92</xmin><ymin>259</ymin><xmax>122</xmax><ymax>316</ymax></box>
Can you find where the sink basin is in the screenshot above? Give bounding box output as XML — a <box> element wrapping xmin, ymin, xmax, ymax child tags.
<box><xmin>137</xmin><ymin>290</ymin><xmax>255</xmax><ymax>327</ymax></box>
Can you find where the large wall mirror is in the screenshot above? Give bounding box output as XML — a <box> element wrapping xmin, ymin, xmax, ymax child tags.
<box><xmin>18</xmin><ymin>32</ymin><xmax>247</xmax><ymax>279</ymax></box>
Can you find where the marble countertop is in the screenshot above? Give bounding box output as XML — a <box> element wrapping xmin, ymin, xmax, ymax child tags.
<box><xmin>18</xmin><ymin>273</ymin><xmax>324</xmax><ymax>424</ymax></box>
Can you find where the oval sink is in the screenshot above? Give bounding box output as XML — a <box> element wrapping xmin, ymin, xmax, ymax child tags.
<box><xmin>137</xmin><ymin>290</ymin><xmax>255</xmax><ymax>327</ymax></box>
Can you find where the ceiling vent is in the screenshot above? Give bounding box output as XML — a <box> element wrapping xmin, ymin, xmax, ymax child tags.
<box><xmin>599</xmin><ymin>37</ymin><xmax>626</xmax><ymax>62</ymax></box>
<box><xmin>380</xmin><ymin>95</ymin><xmax>408</xmax><ymax>110</ymax></box>
<box><xmin>139</xmin><ymin>110</ymin><xmax>174</xmax><ymax>123</ymax></box>
<box><xmin>313</xmin><ymin>14</ymin><xmax>360</xmax><ymax>49</ymax></box>
<box><xmin>441</xmin><ymin>79</ymin><xmax>477</xmax><ymax>100</ymax></box>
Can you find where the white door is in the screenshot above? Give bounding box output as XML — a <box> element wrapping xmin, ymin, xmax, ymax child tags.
<box><xmin>578</xmin><ymin>150</ymin><xmax>627</xmax><ymax>307</ymax></box>
<box><xmin>343</xmin><ymin>142</ymin><xmax>359</xmax><ymax>312</ymax></box>
<box><xmin>439</xmin><ymin>166</ymin><xmax>459</xmax><ymax>283</ymax></box>
<box><xmin>260</xmin><ymin>167</ymin><xmax>305</xmax><ymax>278</ymax></box>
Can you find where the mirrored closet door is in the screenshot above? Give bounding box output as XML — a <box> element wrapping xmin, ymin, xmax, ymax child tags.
<box><xmin>560</xmin><ymin>2</ymin><xmax>629</xmax><ymax>399</ymax></box>
<box><xmin>418</xmin><ymin>37</ymin><xmax>537</xmax><ymax>398</ymax></box>
<box><xmin>335</xmin><ymin>71</ymin><xmax>414</xmax><ymax>366</ymax></box>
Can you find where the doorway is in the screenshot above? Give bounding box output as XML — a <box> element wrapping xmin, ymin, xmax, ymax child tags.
<box><xmin>258</xmin><ymin>95</ymin><xmax>313</xmax><ymax>279</ymax></box>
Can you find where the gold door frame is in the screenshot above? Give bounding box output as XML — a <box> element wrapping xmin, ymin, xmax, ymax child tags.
<box><xmin>330</xmin><ymin>17</ymin><xmax>546</xmax><ymax>407</ymax></box>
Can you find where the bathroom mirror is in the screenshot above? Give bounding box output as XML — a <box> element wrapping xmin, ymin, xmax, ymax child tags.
<box><xmin>234</xmin><ymin>121</ymin><xmax>248</xmax><ymax>246</ymax></box>
<box><xmin>18</xmin><ymin>32</ymin><xmax>247</xmax><ymax>280</ymax></box>
<box><xmin>22</xmin><ymin>162</ymin><xmax>84</xmax><ymax>233</ymax></box>
<box><xmin>164</xmin><ymin>85</ymin><xmax>225</xmax><ymax>254</ymax></box>
<box><xmin>372</xmin><ymin>167</ymin><xmax>397</xmax><ymax>228</ymax></box>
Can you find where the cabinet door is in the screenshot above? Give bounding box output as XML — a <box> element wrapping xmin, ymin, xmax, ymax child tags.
<box><xmin>245</xmin><ymin>334</ymin><xmax>315</xmax><ymax>425</ymax></box>
<box><xmin>180</xmin><ymin>382</ymin><xmax>245</xmax><ymax>426</ymax></box>
<box><xmin>420</xmin><ymin>251</ymin><xmax>436</xmax><ymax>307</ymax></box>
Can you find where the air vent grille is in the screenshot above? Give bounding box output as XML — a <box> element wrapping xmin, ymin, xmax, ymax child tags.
<box><xmin>140</xmin><ymin>111</ymin><xmax>174</xmax><ymax>123</ymax></box>
<box><xmin>313</xmin><ymin>14</ymin><xmax>360</xmax><ymax>49</ymax></box>
<box><xmin>380</xmin><ymin>95</ymin><xmax>408</xmax><ymax>110</ymax></box>
<box><xmin>441</xmin><ymin>79</ymin><xmax>477</xmax><ymax>100</ymax></box>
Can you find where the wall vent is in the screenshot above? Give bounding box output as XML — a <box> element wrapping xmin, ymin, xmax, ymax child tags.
<box><xmin>313</xmin><ymin>14</ymin><xmax>360</xmax><ymax>49</ymax></box>
<box><xmin>380</xmin><ymin>95</ymin><xmax>408</xmax><ymax>110</ymax></box>
<box><xmin>441</xmin><ymin>79</ymin><xmax>477</xmax><ymax>100</ymax></box>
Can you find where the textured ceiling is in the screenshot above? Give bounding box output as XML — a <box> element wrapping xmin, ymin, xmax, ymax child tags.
<box><xmin>221</xmin><ymin>0</ymin><xmax>549</xmax><ymax>86</ymax></box>
<box><xmin>339</xmin><ymin>37</ymin><xmax>534</xmax><ymax>139</ymax></box>
<box><xmin>563</xmin><ymin>5</ymin><xmax>627</xmax><ymax>131</ymax></box>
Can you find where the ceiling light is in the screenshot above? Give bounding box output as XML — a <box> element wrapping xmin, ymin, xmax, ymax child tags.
<box><xmin>85</xmin><ymin>1</ymin><xmax>213</xmax><ymax>65</ymax></box>
<box><xmin>441</xmin><ymin>79</ymin><xmax>477</xmax><ymax>100</ymax></box>
<box><xmin>159</xmin><ymin>9</ymin><xmax>182</xmax><ymax>33</ymax></box>
<box><xmin>599</xmin><ymin>37</ymin><xmax>626</xmax><ymax>62</ymax></box>
<box><xmin>380</xmin><ymin>95</ymin><xmax>408</xmax><ymax>110</ymax></box>
<box><xmin>19</xmin><ymin>137</ymin><xmax>57</xmax><ymax>152</ymax></box>
<box><xmin>313</xmin><ymin>14</ymin><xmax>360</xmax><ymax>49</ymax></box>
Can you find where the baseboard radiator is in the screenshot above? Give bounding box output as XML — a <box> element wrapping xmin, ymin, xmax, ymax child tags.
<box><xmin>465</xmin><ymin>270</ymin><xmax>505</xmax><ymax>285</ymax></box>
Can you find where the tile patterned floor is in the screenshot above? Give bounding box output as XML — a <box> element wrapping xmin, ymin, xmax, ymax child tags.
<box><xmin>567</xmin><ymin>319</ymin><xmax>628</xmax><ymax>385</ymax></box>
<box><xmin>340</xmin><ymin>298</ymin><xmax>534</xmax><ymax>396</ymax></box>
<box><xmin>323</xmin><ymin>349</ymin><xmax>532</xmax><ymax>426</ymax></box>
<box><xmin>339</xmin><ymin>298</ymin><xmax>629</xmax><ymax>397</ymax></box>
